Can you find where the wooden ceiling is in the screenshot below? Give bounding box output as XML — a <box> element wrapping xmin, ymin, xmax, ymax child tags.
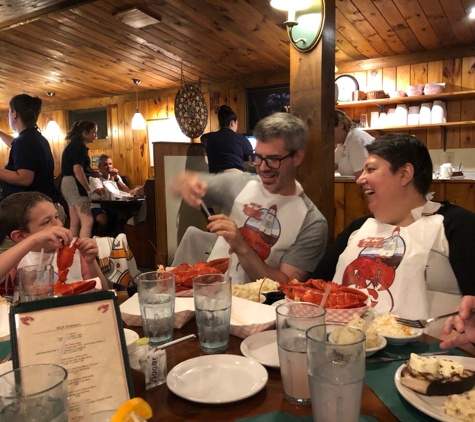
<box><xmin>0</xmin><ymin>0</ymin><xmax>474</xmax><ymax>111</ymax></box>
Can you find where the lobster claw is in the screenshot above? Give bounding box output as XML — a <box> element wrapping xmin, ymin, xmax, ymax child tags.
<box><xmin>54</xmin><ymin>279</ymin><xmax>97</xmax><ymax>296</ymax></box>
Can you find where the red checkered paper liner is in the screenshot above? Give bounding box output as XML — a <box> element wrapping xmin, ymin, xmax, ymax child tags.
<box><xmin>120</xmin><ymin>294</ymin><xmax>195</xmax><ymax>329</ymax></box>
<box><xmin>284</xmin><ymin>297</ymin><xmax>369</xmax><ymax>323</ymax></box>
<box><xmin>230</xmin><ymin>296</ymin><xmax>276</xmax><ymax>339</ymax></box>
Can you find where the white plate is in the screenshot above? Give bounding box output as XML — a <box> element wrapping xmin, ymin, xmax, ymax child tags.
<box><xmin>395</xmin><ymin>355</ymin><xmax>475</xmax><ymax>421</ymax></box>
<box><xmin>383</xmin><ymin>330</ymin><xmax>423</xmax><ymax>345</ymax></box>
<box><xmin>123</xmin><ymin>328</ymin><xmax>139</xmax><ymax>354</ymax></box>
<box><xmin>451</xmin><ymin>176</ymin><xmax>465</xmax><ymax>180</ymax></box>
<box><xmin>0</xmin><ymin>304</ymin><xmax>10</xmax><ymax>341</ymax></box>
<box><xmin>365</xmin><ymin>334</ymin><xmax>387</xmax><ymax>357</ymax></box>
<box><xmin>271</xmin><ymin>299</ymin><xmax>287</xmax><ymax>308</ymax></box>
<box><xmin>240</xmin><ymin>330</ymin><xmax>279</xmax><ymax>368</ymax></box>
<box><xmin>167</xmin><ymin>355</ymin><xmax>268</xmax><ymax>403</ymax></box>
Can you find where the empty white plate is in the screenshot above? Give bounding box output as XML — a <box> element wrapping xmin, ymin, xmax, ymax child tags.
<box><xmin>167</xmin><ymin>355</ymin><xmax>268</xmax><ymax>404</ymax></box>
<box><xmin>240</xmin><ymin>330</ymin><xmax>279</xmax><ymax>368</ymax></box>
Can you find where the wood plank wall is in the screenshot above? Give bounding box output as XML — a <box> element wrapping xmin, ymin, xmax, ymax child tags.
<box><xmin>1</xmin><ymin>55</ymin><xmax>474</xmax><ymax>189</ymax></box>
<box><xmin>337</xmin><ymin>56</ymin><xmax>475</xmax><ymax>150</ymax></box>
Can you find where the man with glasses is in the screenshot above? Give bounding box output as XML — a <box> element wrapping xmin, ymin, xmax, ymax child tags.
<box><xmin>170</xmin><ymin>113</ymin><xmax>327</xmax><ymax>284</ymax></box>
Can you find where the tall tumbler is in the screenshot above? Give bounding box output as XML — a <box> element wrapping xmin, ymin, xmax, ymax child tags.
<box><xmin>276</xmin><ymin>302</ymin><xmax>326</xmax><ymax>403</ymax></box>
<box><xmin>136</xmin><ymin>271</ymin><xmax>175</xmax><ymax>346</ymax></box>
<box><xmin>193</xmin><ymin>274</ymin><xmax>232</xmax><ymax>353</ymax></box>
<box><xmin>306</xmin><ymin>324</ymin><xmax>366</xmax><ymax>422</ymax></box>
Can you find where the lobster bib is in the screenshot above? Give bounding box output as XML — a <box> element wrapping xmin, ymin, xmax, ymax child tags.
<box><xmin>332</xmin><ymin>215</ymin><xmax>443</xmax><ymax>319</ymax></box>
<box><xmin>208</xmin><ymin>180</ymin><xmax>308</xmax><ymax>284</ymax></box>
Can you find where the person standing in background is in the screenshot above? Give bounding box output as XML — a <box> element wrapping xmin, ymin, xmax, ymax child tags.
<box><xmin>0</xmin><ymin>94</ymin><xmax>64</xmax><ymax>253</ymax></box>
<box><xmin>60</xmin><ymin>121</ymin><xmax>96</xmax><ymax>238</ymax></box>
<box><xmin>200</xmin><ymin>105</ymin><xmax>253</xmax><ymax>173</ymax></box>
<box><xmin>334</xmin><ymin>110</ymin><xmax>374</xmax><ymax>179</ymax></box>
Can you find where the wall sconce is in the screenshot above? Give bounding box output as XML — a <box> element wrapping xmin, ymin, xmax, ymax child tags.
<box><xmin>468</xmin><ymin>5</ymin><xmax>475</xmax><ymax>19</ymax></box>
<box><xmin>271</xmin><ymin>0</ymin><xmax>325</xmax><ymax>53</ymax></box>
<box><xmin>45</xmin><ymin>117</ymin><xmax>61</xmax><ymax>140</ymax></box>
<box><xmin>131</xmin><ymin>78</ymin><xmax>146</xmax><ymax>130</ymax></box>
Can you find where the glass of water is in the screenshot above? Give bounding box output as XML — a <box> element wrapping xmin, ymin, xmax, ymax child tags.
<box><xmin>136</xmin><ymin>271</ymin><xmax>175</xmax><ymax>346</ymax></box>
<box><xmin>306</xmin><ymin>324</ymin><xmax>366</xmax><ymax>422</ymax></box>
<box><xmin>193</xmin><ymin>274</ymin><xmax>232</xmax><ymax>353</ymax></box>
<box><xmin>0</xmin><ymin>364</ymin><xmax>68</xmax><ymax>421</ymax></box>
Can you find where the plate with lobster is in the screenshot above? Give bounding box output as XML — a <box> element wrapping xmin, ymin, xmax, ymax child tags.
<box><xmin>163</xmin><ymin>258</ymin><xmax>230</xmax><ymax>297</ymax></box>
<box><xmin>279</xmin><ymin>279</ymin><xmax>369</xmax><ymax>323</ymax></box>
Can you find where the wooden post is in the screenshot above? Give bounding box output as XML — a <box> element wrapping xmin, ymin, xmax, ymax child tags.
<box><xmin>290</xmin><ymin>0</ymin><xmax>336</xmax><ymax>243</ymax></box>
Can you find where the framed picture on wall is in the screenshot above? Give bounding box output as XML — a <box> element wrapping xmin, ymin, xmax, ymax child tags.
<box><xmin>91</xmin><ymin>155</ymin><xmax>100</xmax><ymax>168</ymax></box>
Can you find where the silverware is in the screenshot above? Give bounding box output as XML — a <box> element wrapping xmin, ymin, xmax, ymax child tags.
<box><xmin>394</xmin><ymin>311</ymin><xmax>459</xmax><ymax>329</ymax></box>
<box><xmin>366</xmin><ymin>350</ymin><xmax>451</xmax><ymax>364</ymax></box>
<box><xmin>200</xmin><ymin>200</ymin><xmax>212</xmax><ymax>218</ymax></box>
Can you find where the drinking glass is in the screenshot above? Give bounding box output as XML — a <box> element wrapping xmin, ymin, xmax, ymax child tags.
<box><xmin>136</xmin><ymin>271</ymin><xmax>175</xmax><ymax>346</ymax></box>
<box><xmin>359</xmin><ymin>114</ymin><xmax>367</xmax><ymax>128</ymax></box>
<box><xmin>306</xmin><ymin>324</ymin><xmax>366</xmax><ymax>422</ymax></box>
<box><xmin>0</xmin><ymin>364</ymin><xmax>68</xmax><ymax>421</ymax></box>
<box><xmin>193</xmin><ymin>274</ymin><xmax>232</xmax><ymax>353</ymax></box>
<box><xmin>17</xmin><ymin>264</ymin><xmax>54</xmax><ymax>302</ymax></box>
<box><xmin>276</xmin><ymin>302</ymin><xmax>326</xmax><ymax>403</ymax></box>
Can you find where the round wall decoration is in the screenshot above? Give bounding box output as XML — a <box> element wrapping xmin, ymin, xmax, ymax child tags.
<box><xmin>174</xmin><ymin>84</ymin><xmax>208</xmax><ymax>138</ymax></box>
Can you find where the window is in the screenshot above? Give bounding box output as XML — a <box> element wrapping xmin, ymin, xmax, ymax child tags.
<box><xmin>68</xmin><ymin>107</ymin><xmax>109</xmax><ymax>140</ymax></box>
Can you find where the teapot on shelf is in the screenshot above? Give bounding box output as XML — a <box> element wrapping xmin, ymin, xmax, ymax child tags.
<box><xmin>439</xmin><ymin>163</ymin><xmax>453</xmax><ymax>179</ymax></box>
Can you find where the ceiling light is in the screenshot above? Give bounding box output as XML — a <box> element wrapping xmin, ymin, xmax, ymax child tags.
<box><xmin>131</xmin><ymin>78</ymin><xmax>146</xmax><ymax>131</ymax></box>
<box><xmin>468</xmin><ymin>6</ymin><xmax>475</xmax><ymax>19</ymax></box>
<box><xmin>46</xmin><ymin>92</ymin><xmax>55</xmax><ymax>97</ymax></box>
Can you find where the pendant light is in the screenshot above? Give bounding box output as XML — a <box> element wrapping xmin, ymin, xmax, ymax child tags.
<box><xmin>131</xmin><ymin>78</ymin><xmax>146</xmax><ymax>130</ymax></box>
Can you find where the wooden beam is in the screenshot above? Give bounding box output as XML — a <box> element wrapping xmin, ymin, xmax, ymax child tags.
<box><xmin>337</xmin><ymin>44</ymin><xmax>475</xmax><ymax>73</ymax></box>
<box><xmin>0</xmin><ymin>0</ymin><xmax>95</xmax><ymax>31</ymax></box>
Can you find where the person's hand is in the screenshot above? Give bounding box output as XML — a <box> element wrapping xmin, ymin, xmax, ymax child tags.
<box><xmin>76</xmin><ymin>237</ymin><xmax>99</xmax><ymax>264</ymax></box>
<box><xmin>440</xmin><ymin>296</ymin><xmax>475</xmax><ymax>349</ymax></box>
<box><xmin>110</xmin><ymin>168</ymin><xmax>120</xmax><ymax>181</ymax></box>
<box><xmin>177</xmin><ymin>172</ymin><xmax>208</xmax><ymax>209</ymax></box>
<box><xmin>28</xmin><ymin>226</ymin><xmax>73</xmax><ymax>252</ymax></box>
<box><xmin>207</xmin><ymin>214</ymin><xmax>247</xmax><ymax>254</ymax></box>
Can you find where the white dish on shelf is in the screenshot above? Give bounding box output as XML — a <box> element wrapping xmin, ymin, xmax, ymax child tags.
<box><xmin>167</xmin><ymin>355</ymin><xmax>268</xmax><ymax>404</ymax></box>
<box><xmin>394</xmin><ymin>355</ymin><xmax>475</xmax><ymax>421</ymax></box>
<box><xmin>240</xmin><ymin>330</ymin><xmax>279</xmax><ymax>368</ymax></box>
<box><xmin>451</xmin><ymin>175</ymin><xmax>465</xmax><ymax>180</ymax></box>
<box><xmin>365</xmin><ymin>334</ymin><xmax>387</xmax><ymax>357</ymax></box>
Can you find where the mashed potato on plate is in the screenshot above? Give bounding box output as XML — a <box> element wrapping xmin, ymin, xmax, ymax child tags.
<box><xmin>347</xmin><ymin>314</ymin><xmax>381</xmax><ymax>349</ymax></box>
<box><xmin>232</xmin><ymin>278</ymin><xmax>280</xmax><ymax>302</ymax></box>
<box><xmin>372</xmin><ymin>313</ymin><xmax>417</xmax><ymax>337</ymax></box>
<box><xmin>444</xmin><ymin>390</ymin><xmax>475</xmax><ymax>421</ymax></box>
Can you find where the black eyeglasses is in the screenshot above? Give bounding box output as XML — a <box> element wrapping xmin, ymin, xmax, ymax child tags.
<box><xmin>248</xmin><ymin>151</ymin><xmax>296</xmax><ymax>169</ymax></box>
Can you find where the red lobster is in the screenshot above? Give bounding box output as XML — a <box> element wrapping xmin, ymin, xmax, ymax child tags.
<box><xmin>55</xmin><ymin>238</ymin><xmax>96</xmax><ymax>296</ymax></box>
<box><xmin>233</xmin><ymin>227</ymin><xmax>271</xmax><ymax>261</ymax></box>
<box><xmin>279</xmin><ymin>279</ymin><xmax>368</xmax><ymax>309</ymax></box>
<box><xmin>166</xmin><ymin>258</ymin><xmax>230</xmax><ymax>292</ymax></box>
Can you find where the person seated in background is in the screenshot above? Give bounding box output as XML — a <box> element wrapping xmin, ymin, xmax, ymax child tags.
<box><xmin>334</xmin><ymin>110</ymin><xmax>374</xmax><ymax>178</ymax></box>
<box><xmin>171</xmin><ymin>112</ymin><xmax>328</xmax><ymax>285</ymax></box>
<box><xmin>0</xmin><ymin>192</ymin><xmax>108</xmax><ymax>300</ymax></box>
<box><xmin>89</xmin><ymin>154</ymin><xmax>130</xmax><ymax>235</ymax></box>
<box><xmin>440</xmin><ymin>296</ymin><xmax>475</xmax><ymax>349</ymax></box>
<box><xmin>200</xmin><ymin>105</ymin><xmax>253</xmax><ymax>173</ymax></box>
<box><xmin>312</xmin><ymin>133</ymin><xmax>475</xmax><ymax>336</ymax></box>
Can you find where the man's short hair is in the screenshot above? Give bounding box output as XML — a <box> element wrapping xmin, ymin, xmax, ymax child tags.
<box><xmin>0</xmin><ymin>192</ymin><xmax>53</xmax><ymax>236</ymax></box>
<box><xmin>335</xmin><ymin>110</ymin><xmax>355</xmax><ymax>132</ymax></box>
<box><xmin>218</xmin><ymin>105</ymin><xmax>237</xmax><ymax>128</ymax></box>
<box><xmin>253</xmin><ymin>112</ymin><xmax>307</xmax><ymax>151</ymax></box>
<box><xmin>99</xmin><ymin>154</ymin><xmax>111</xmax><ymax>164</ymax></box>
<box><xmin>366</xmin><ymin>133</ymin><xmax>433</xmax><ymax>196</ymax></box>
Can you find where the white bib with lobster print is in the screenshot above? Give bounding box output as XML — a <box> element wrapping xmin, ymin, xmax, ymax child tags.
<box><xmin>332</xmin><ymin>214</ymin><xmax>443</xmax><ymax>319</ymax></box>
<box><xmin>208</xmin><ymin>180</ymin><xmax>307</xmax><ymax>284</ymax></box>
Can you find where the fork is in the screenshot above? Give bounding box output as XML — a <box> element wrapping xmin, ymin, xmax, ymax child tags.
<box><xmin>394</xmin><ymin>311</ymin><xmax>459</xmax><ymax>329</ymax></box>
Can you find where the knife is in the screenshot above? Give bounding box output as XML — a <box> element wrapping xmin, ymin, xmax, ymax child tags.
<box><xmin>366</xmin><ymin>350</ymin><xmax>452</xmax><ymax>364</ymax></box>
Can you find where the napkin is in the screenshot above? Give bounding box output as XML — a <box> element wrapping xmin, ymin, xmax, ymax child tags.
<box><xmin>365</xmin><ymin>341</ymin><xmax>466</xmax><ymax>422</ymax></box>
<box><xmin>236</xmin><ymin>411</ymin><xmax>378</xmax><ymax>422</ymax></box>
<box><xmin>120</xmin><ymin>293</ymin><xmax>195</xmax><ymax>329</ymax></box>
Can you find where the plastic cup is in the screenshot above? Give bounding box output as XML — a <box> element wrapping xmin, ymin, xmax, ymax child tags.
<box><xmin>276</xmin><ymin>302</ymin><xmax>326</xmax><ymax>403</ymax></box>
<box><xmin>0</xmin><ymin>364</ymin><xmax>68</xmax><ymax>421</ymax></box>
<box><xmin>17</xmin><ymin>264</ymin><xmax>54</xmax><ymax>302</ymax></box>
<box><xmin>193</xmin><ymin>274</ymin><xmax>232</xmax><ymax>353</ymax></box>
<box><xmin>136</xmin><ymin>271</ymin><xmax>175</xmax><ymax>346</ymax></box>
<box><xmin>306</xmin><ymin>324</ymin><xmax>366</xmax><ymax>422</ymax></box>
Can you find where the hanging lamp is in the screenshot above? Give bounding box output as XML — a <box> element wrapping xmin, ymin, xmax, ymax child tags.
<box><xmin>131</xmin><ymin>78</ymin><xmax>146</xmax><ymax>130</ymax></box>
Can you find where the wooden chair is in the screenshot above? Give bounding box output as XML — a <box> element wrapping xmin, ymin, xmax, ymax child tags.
<box><xmin>123</xmin><ymin>178</ymin><xmax>157</xmax><ymax>270</ymax></box>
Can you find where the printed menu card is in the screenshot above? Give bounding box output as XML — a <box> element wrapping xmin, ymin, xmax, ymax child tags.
<box><xmin>9</xmin><ymin>291</ymin><xmax>133</xmax><ymax>421</ymax></box>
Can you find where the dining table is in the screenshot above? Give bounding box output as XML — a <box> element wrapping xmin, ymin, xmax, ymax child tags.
<box><xmin>125</xmin><ymin>317</ymin><xmax>459</xmax><ymax>422</ymax></box>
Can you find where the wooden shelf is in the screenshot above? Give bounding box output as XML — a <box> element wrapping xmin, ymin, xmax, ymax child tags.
<box><xmin>364</xmin><ymin>121</ymin><xmax>475</xmax><ymax>132</ymax></box>
<box><xmin>335</xmin><ymin>90</ymin><xmax>475</xmax><ymax>109</ymax></box>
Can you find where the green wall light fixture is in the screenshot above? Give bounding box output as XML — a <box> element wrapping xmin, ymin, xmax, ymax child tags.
<box><xmin>271</xmin><ymin>0</ymin><xmax>325</xmax><ymax>53</ymax></box>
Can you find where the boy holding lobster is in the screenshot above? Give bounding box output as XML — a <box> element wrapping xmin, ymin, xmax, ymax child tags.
<box><xmin>0</xmin><ymin>191</ymin><xmax>107</xmax><ymax>301</ymax></box>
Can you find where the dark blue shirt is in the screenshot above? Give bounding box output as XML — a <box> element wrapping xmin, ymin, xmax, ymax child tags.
<box><xmin>200</xmin><ymin>128</ymin><xmax>253</xmax><ymax>173</ymax></box>
<box><xmin>1</xmin><ymin>127</ymin><xmax>58</xmax><ymax>201</ymax></box>
<box><xmin>61</xmin><ymin>138</ymin><xmax>91</xmax><ymax>196</ymax></box>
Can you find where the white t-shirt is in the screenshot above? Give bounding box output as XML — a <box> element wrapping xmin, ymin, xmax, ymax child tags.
<box><xmin>334</xmin><ymin>129</ymin><xmax>374</xmax><ymax>176</ymax></box>
<box><xmin>90</xmin><ymin>174</ymin><xmax>123</xmax><ymax>208</ymax></box>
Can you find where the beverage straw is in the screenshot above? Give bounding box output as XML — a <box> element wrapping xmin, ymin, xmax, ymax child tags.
<box><xmin>79</xmin><ymin>401</ymin><xmax>92</xmax><ymax>422</ymax></box>
<box><xmin>225</xmin><ymin>254</ymin><xmax>233</xmax><ymax>278</ymax></box>
<box><xmin>55</xmin><ymin>331</ymin><xmax>69</xmax><ymax>366</ymax></box>
<box><xmin>158</xmin><ymin>334</ymin><xmax>196</xmax><ymax>350</ymax></box>
<box><xmin>37</xmin><ymin>248</ymin><xmax>44</xmax><ymax>272</ymax></box>
<box><xmin>320</xmin><ymin>283</ymin><xmax>332</xmax><ymax>308</ymax></box>
<box><xmin>361</xmin><ymin>308</ymin><xmax>375</xmax><ymax>333</ymax></box>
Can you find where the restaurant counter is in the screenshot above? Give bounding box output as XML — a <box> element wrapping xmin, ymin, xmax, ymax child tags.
<box><xmin>127</xmin><ymin>318</ymin><xmax>404</xmax><ymax>422</ymax></box>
